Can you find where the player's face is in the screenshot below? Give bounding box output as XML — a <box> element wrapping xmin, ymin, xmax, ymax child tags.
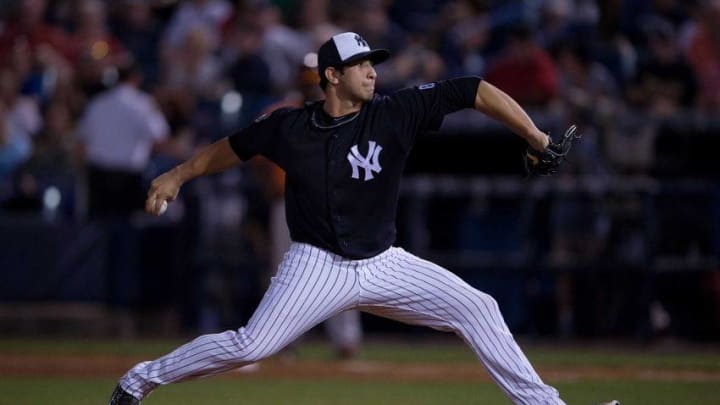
<box><xmin>338</xmin><ymin>60</ymin><xmax>376</xmax><ymax>102</ymax></box>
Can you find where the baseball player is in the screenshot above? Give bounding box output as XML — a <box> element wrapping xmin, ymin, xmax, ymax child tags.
<box><xmin>109</xmin><ymin>32</ymin><xmax>580</xmax><ymax>405</ymax></box>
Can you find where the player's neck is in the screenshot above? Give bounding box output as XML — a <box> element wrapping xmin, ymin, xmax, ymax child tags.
<box><xmin>322</xmin><ymin>92</ymin><xmax>363</xmax><ymax>117</ymax></box>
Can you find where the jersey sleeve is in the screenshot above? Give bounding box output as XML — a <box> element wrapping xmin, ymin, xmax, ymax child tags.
<box><xmin>227</xmin><ymin>108</ymin><xmax>291</xmax><ymax>161</ymax></box>
<box><xmin>387</xmin><ymin>76</ymin><xmax>481</xmax><ymax>148</ymax></box>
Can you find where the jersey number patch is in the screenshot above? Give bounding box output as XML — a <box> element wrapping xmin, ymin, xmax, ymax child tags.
<box><xmin>347</xmin><ymin>141</ymin><xmax>383</xmax><ymax>181</ymax></box>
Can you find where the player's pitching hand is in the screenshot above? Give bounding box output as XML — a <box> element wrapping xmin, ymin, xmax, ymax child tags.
<box><xmin>146</xmin><ymin>169</ymin><xmax>182</xmax><ymax>216</ymax></box>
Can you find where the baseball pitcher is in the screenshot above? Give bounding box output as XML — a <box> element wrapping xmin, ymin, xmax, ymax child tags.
<box><xmin>109</xmin><ymin>32</ymin><xmax>601</xmax><ymax>405</ymax></box>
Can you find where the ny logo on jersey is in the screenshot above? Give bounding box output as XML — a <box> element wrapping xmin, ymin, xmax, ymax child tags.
<box><xmin>347</xmin><ymin>141</ymin><xmax>383</xmax><ymax>181</ymax></box>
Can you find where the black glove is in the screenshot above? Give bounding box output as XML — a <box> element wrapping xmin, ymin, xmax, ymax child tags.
<box><xmin>524</xmin><ymin>125</ymin><xmax>580</xmax><ymax>176</ymax></box>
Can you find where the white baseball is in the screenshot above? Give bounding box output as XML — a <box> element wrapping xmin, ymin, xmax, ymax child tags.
<box><xmin>158</xmin><ymin>200</ymin><xmax>168</xmax><ymax>215</ymax></box>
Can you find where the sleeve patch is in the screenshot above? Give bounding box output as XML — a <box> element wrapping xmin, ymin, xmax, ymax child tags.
<box><xmin>418</xmin><ymin>83</ymin><xmax>436</xmax><ymax>90</ymax></box>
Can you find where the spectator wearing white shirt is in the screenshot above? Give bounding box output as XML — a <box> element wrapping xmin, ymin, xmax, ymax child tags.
<box><xmin>0</xmin><ymin>99</ymin><xmax>32</xmax><ymax>186</ymax></box>
<box><xmin>251</xmin><ymin>1</ymin><xmax>311</xmax><ymax>92</ymax></box>
<box><xmin>162</xmin><ymin>0</ymin><xmax>232</xmax><ymax>55</ymax></box>
<box><xmin>78</xmin><ymin>62</ymin><xmax>170</xmax><ymax>218</ymax></box>
<box><xmin>0</xmin><ymin>68</ymin><xmax>42</xmax><ymax>139</ymax></box>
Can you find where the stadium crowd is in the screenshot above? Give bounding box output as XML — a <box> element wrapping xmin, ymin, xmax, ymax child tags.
<box><xmin>2</xmin><ymin>0</ymin><xmax>719</xmax><ymax>213</ymax></box>
<box><xmin>1</xmin><ymin>0</ymin><xmax>719</xmax><ymax>337</ymax></box>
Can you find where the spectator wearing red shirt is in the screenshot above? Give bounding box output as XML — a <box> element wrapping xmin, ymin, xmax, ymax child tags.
<box><xmin>685</xmin><ymin>0</ymin><xmax>720</xmax><ymax>113</ymax></box>
<box><xmin>484</xmin><ymin>24</ymin><xmax>559</xmax><ymax>107</ymax></box>
<box><xmin>71</xmin><ymin>0</ymin><xmax>129</xmax><ymax>97</ymax></box>
<box><xmin>0</xmin><ymin>0</ymin><xmax>76</xmax><ymax>64</ymax></box>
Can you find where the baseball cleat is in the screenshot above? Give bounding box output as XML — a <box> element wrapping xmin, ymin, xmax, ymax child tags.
<box><xmin>600</xmin><ymin>401</ymin><xmax>620</xmax><ymax>405</ymax></box>
<box><xmin>108</xmin><ymin>384</ymin><xmax>141</xmax><ymax>405</ymax></box>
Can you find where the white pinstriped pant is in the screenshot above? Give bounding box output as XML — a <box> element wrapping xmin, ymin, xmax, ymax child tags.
<box><xmin>120</xmin><ymin>243</ymin><xmax>564</xmax><ymax>404</ymax></box>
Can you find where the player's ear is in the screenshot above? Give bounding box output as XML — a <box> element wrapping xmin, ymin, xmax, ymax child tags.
<box><xmin>325</xmin><ymin>67</ymin><xmax>341</xmax><ymax>86</ymax></box>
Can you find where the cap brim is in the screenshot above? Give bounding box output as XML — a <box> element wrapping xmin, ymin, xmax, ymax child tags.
<box><xmin>341</xmin><ymin>49</ymin><xmax>390</xmax><ymax>67</ymax></box>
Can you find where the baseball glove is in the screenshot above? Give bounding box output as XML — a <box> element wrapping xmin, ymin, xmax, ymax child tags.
<box><xmin>524</xmin><ymin>125</ymin><xmax>581</xmax><ymax>176</ymax></box>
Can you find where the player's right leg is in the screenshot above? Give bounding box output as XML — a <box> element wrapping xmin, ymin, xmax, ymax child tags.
<box><xmin>359</xmin><ymin>247</ymin><xmax>565</xmax><ymax>405</ymax></box>
<box><xmin>116</xmin><ymin>243</ymin><xmax>359</xmax><ymax>401</ymax></box>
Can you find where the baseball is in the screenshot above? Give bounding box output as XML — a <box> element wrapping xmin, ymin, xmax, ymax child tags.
<box><xmin>158</xmin><ymin>200</ymin><xmax>168</xmax><ymax>215</ymax></box>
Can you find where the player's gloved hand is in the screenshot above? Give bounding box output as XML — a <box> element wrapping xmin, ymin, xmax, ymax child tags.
<box><xmin>524</xmin><ymin>125</ymin><xmax>581</xmax><ymax>176</ymax></box>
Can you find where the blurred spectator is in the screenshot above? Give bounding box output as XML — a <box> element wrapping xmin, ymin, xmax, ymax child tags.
<box><xmin>375</xmin><ymin>37</ymin><xmax>446</xmax><ymax>92</ymax></box>
<box><xmin>553</xmin><ymin>38</ymin><xmax>620</xmax><ymax>116</ymax></box>
<box><xmin>0</xmin><ymin>100</ymin><xmax>32</xmax><ymax>185</ymax></box>
<box><xmin>628</xmin><ymin>17</ymin><xmax>697</xmax><ymax>116</ymax></box>
<box><xmin>336</xmin><ymin>0</ymin><xmax>423</xmax><ymax>92</ymax></box>
<box><xmin>110</xmin><ymin>0</ymin><xmax>164</xmax><ymax>88</ymax></box>
<box><xmin>157</xmin><ymin>0</ymin><xmax>226</xmax><ymax>138</ymax></box>
<box><xmin>249</xmin><ymin>1</ymin><xmax>312</xmax><ymax>93</ymax></box>
<box><xmin>591</xmin><ymin>0</ymin><xmax>638</xmax><ymax>86</ymax></box>
<box><xmin>651</xmin><ymin>0</ymin><xmax>695</xmax><ymax>29</ymax></box>
<box><xmin>609</xmin><ymin>15</ymin><xmax>698</xmax><ymax>174</ymax></box>
<box><xmin>71</xmin><ymin>0</ymin><xmax>130</xmax><ymax>97</ymax></box>
<box><xmin>226</xmin><ymin>25</ymin><xmax>272</xmax><ymax>97</ymax></box>
<box><xmin>2</xmin><ymin>22</ymin><xmax>73</xmax><ymax>105</ymax></box>
<box><xmin>77</xmin><ymin>62</ymin><xmax>169</xmax><ymax>218</ymax></box>
<box><xmin>0</xmin><ymin>0</ymin><xmax>75</xmax><ymax>64</ymax></box>
<box><xmin>537</xmin><ymin>0</ymin><xmax>598</xmax><ymax>49</ymax></box>
<box><xmin>1</xmin><ymin>100</ymin><xmax>78</xmax><ymax>217</ymax></box>
<box><xmin>343</xmin><ymin>0</ymin><xmax>407</xmax><ymax>53</ymax></box>
<box><xmin>0</xmin><ymin>67</ymin><xmax>42</xmax><ymax>138</ymax></box>
<box><xmin>25</xmin><ymin>100</ymin><xmax>79</xmax><ymax>181</ymax></box>
<box><xmin>296</xmin><ymin>0</ymin><xmax>343</xmax><ymax>46</ymax></box>
<box><xmin>224</xmin><ymin>23</ymin><xmax>273</xmax><ymax>130</ymax></box>
<box><xmin>538</xmin><ymin>0</ymin><xmax>574</xmax><ymax>48</ymax></box>
<box><xmin>388</xmin><ymin>0</ymin><xmax>445</xmax><ymax>34</ymax></box>
<box><xmin>5</xmin><ymin>36</ymin><xmax>44</xmax><ymax>101</ymax></box>
<box><xmin>162</xmin><ymin>0</ymin><xmax>233</xmax><ymax>56</ymax></box>
<box><xmin>484</xmin><ymin>24</ymin><xmax>559</xmax><ymax>107</ymax></box>
<box><xmin>552</xmin><ymin>39</ymin><xmax>618</xmax><ymax>175</ymax></box>
<box><xmin>0</xmin><ymin>170</ymin><xmax>43</xmax><ymax>213</ymax></box>
<box><xmin>164</xmin><ymin>27</ymin><xmax>224</xmax><ymax>98</ymax></box>
<box><xmin>438</xmin><ymin>1</ymin><xmax>489</xmax><ymax>78</ymax></box>
<box><xmin>156</xmin><ymin>24</ymin><xmax>226</xmax><ymax>148</ymax></box>
<box><xmin>623</xmin><ymin>0</ymin><xmax>696</xmax><ymax>41</ymax></box>
<box><xmin>684</xmin><ymin>0</ymin><xmax>720</xmax><ymax>113</ymax></box>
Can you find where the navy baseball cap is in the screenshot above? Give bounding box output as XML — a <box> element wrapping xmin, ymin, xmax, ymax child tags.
<box><xmin>317</xmin><ymin>32</ymin><xmax>390</xmax><ymax>75</ymax></box>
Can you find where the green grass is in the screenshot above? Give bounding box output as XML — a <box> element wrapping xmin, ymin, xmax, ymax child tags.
<box><xmin>296</xmin><ymin>341</ymin><xmax>720</xmax><ymax>371</ymax></box>
<box><xmin>1</xmin><ymin>377</ymin><xmax>719</xmax><ymax>405</ymax></box>
<box><xmin>526</xmin><ymin>347</ymin><xmax>720</xmax><ymax>371</ymax></box>
<box><xmin>4</xmin><ymin>337</ymin><xmax>719</xmax><ymax>371</ymax></box>
<box><xmin>556</xmin><ymin>380</ymin><xmax>720</xmax><ymax>405</ymax></box>
<box><xmin>2</xmin><ymin>338</ymin><xmax>720</xmax><ymax>404</ymax></box>
<box><xmin>0</xmin><ymin>337</ymin><xmax>184</xmax><ymax>357</ymax></box>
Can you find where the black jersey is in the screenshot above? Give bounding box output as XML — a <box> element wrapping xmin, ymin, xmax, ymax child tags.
<box><xmin>229</xmin><ymin>76</ymin><xmax>481</xmax><ymax>259</ymax></box>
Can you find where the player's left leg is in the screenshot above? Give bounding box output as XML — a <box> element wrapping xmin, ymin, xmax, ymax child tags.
<box><xmin>358</xmin><ymin>247</ymin><xmax>565</xmax><ymax>405</ymax></box>
<box><xmin>117</xmin><ymin>243</ymin><xmax>359</xmax><ymax>401</ymax></box>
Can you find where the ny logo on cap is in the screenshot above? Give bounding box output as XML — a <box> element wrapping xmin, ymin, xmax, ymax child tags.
<box><xmin>354</xmin><ymin>34</ymin><xmax>368</xmax><ymax>48</ymax></box>
<box><xmin>347</xmin><ymin>141</ymin><xmax>382</xmax><ymax>181</ymax></box>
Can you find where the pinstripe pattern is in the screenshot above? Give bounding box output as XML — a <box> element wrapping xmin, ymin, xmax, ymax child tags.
<box><xmin>359</xmin><ymin>248</ymin><xmax>563</xmax><ymax>405</ymax></box>
<box><xmin>120</xmin><ymin>243</ymin><xmax>563</xmax><ymax>404</ymax></box>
